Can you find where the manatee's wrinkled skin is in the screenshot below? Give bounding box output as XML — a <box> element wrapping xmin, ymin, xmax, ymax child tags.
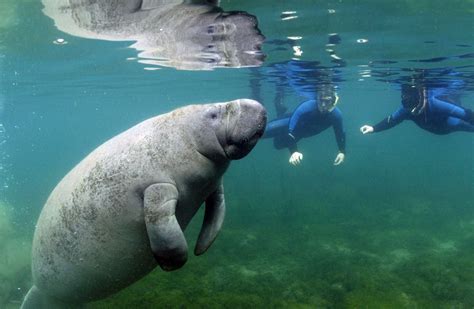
<box><xmin>42</xmin><ymin>0</ymin><xmax>265</xmax><ymax>70</ymax></box>
<box><xmin>21</xmin><ymin>99</ymin><xmax>266</xmax><ymax>308</ymax></box>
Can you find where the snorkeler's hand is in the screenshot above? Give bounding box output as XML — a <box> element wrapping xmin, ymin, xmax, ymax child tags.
<box><xmin>289</xmin><ymin>152</ymin><xmax>303</xmax><ymax>165</ymax></box>
<box><xmin>360</xmin><ymin>125</ymin><xmax>374</xmax><ymax>134</ymax></box>
<box><xmin>334</xmin><ymin>152</ymin><xmax>345</xmax><ymax>166</ymax></box>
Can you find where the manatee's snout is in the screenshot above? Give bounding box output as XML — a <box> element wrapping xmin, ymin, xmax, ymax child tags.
<box><xmin>224</xmin><ymin>99</ymin><xmax>267</xmax><ymax>160</ymax></box>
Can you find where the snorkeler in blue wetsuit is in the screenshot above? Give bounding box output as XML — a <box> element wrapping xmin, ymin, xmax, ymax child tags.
<box><xmin>360</xmin><ymin>83</ymin><xmax>474</xmax><ymax>135</ymax></box>
<box><xmin>263</xmin><ymin>85</ymin><xmax>346</xmax><ymax>166</ymax></box>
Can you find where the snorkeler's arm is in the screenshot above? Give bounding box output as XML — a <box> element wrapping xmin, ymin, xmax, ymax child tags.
<box><xmin>287</xmin><ymin>129</ymin><xmax>301</xmax><ymax>165</ymax></box>
<box><xmin>332</xmin><ymin>108</ymin><xmax>346</xmax><ymax>153</ymax></box>
<box><xmin>372</xmin><ymin>106</ymin><xmax>409</xmax><ymax>132</ymax></box>
<box><xmin>287</xmin><ymin>134</ymin><xmax>298</xmax><ymax>153</ymax></box>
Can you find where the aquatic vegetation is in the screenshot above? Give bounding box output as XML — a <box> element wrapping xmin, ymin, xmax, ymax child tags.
<box><xmin>0</xmin><ymin>1</ymin><xmax>18</xmax><ymax>31</ymax></box>
<box><xmin>0</xmin><ymin>202</ymin><xmax>32</xmax><ymax>307</ymax></box>
<box><xmin>87</xmin><ymin>190</ymin><xmax>474</xmax><ymax>308</ymax></box>
<box><xmin>394</xmin><ymin>251</ymin><xmax>474</xmax><ymax>307</ymax></box>
<box><xmin>0</xmin><ymin>202</ymin><xmax>13</xmax><ymax>238</ymax></box>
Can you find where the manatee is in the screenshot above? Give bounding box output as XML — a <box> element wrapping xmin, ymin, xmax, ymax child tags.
<box><xmin>21</xmin><ymin>99</ymin><xmax>266</xmax><ymax>308</ymax></box>
<box><xmin>41</xmin><ymin>0</ymin><xmax>265</xmax><ymax>70</ymax></box>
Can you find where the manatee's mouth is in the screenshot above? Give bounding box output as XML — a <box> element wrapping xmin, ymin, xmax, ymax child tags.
<box><xmin>223</xmin><ymin>116</ymin><xmax>266</xmax><ymax>160</ymax></box>
<box><xmin>249</xmin><ymin>125</ymin><xmax>265</xmax><ymax>143</ymax></box>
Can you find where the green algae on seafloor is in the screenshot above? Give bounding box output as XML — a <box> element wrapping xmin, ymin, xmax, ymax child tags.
<box><xmin>0</xmin><ymin>202</ymin><xmax>32</xmax><ymax>307</ymax></box>
<box><xmin>88</xmin><ymin>191</ymin><xmax>474</xmax><ymax>308</ymax></box>
<box><xmin>0</xmin><ymin>1</ymin><xmax>17</xmax><ymax>30</ymax></box>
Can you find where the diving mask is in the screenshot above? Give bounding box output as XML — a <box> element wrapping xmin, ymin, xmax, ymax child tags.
<box><xmin>318</xmin><ymin>93</ymin><xmax>339</xmax><ymax>112</ymax></box>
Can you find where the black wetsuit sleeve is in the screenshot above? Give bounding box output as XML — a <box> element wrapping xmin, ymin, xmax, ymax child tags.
<box><xmin>287</xmin><ymin>136</ymin><xmax>298</xmax><ymax>153</ymax></box>
<box><xmin>373</xmin><ymin>106</ymin><xmax>409</xmax><ymax>132</ymax></box>
<box><xmin>332</xmin><ymin>109</ymin><xmax>346</xmax><ymax>153</ymax></box>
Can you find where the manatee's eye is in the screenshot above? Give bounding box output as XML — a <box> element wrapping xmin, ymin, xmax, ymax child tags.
<box><xmin>207</xmin><ymin>106</ymin><xmax>220</xmax><ymax>121</ymax></box>
<box><xmin>204</xmin><ymin>44</ymin><xmax>217</xmax><ymax>52</ymax></box>
<box><xmin>208</xmin><ymin>109</ymin><xmax>219</xmax><ymax>120</ymax></box>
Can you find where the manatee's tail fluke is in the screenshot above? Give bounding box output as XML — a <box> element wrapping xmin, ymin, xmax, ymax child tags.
<box><xmin>21</xmin><ymin>285</ymin><xmax>84</xmax><ymax>309</ymax></box>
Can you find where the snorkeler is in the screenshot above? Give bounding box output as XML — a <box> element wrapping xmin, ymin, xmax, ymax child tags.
<box><xmin>360</xmin><ymin>83</ymin><xmax>474</xmax><ymax>135</ymax></box>
<box><xmin>263</xmin><ymin>83</ymin><xmax>346</xmax><ymax>166</ymax></box>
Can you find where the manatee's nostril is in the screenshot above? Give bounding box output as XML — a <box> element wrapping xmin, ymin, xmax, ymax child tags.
<box><xmin>202</xmin><ymin>56</ymin><xmax>219</xmax><ymax>64</ymax></box>
<box><xmin>207</xmin><ymin>25</ymin><xmax>216</xmax><ymax>34</ymax></box>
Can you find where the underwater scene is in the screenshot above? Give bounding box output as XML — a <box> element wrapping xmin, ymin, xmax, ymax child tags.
<box><xmin>1</xmin><ymin>0</ymin><xmax>473</xmax><ymax>308</ymax></box>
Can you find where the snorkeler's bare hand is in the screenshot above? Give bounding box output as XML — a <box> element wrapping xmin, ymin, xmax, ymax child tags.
<box><xmin>360</xmin><ymin>125</ymin><xmax>374</xmax><ymax>134</ymax></box>
<box><xmin>333</xmin><ymin>152</ymin><xmax>345</xmax><ymax>166</ymax></box>
<box><xmin>289</xmin><ymin>152</ymin><xmax>303</xmax><ymax>165</ymax></box>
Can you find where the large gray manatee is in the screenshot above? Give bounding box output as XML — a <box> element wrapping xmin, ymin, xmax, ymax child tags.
<box><xmin>21</xmin><ymin>99</ymin><xmax>266</xmax><ymax>308</ymax></box>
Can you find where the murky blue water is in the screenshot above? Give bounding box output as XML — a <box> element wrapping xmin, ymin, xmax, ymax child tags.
<box><xmin>1</xmin><ymin>1</ymin><xmax>473</xmax><ymax>307</ymax></box>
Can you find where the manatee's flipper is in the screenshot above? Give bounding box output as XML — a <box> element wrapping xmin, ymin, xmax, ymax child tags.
<box><xmin>194</xmin><ymin>183</ymin><xmax>225</xmax><ymax>255</ymax></box>
<box><xmin>21</xmin><ymin>285</ymin><xmax>84</xmax><ymax>309</ymax></box>
<box><xmin>144</xmin><ymin>183</ymin><xmax>188</xmax><ymax>271</ymax></box>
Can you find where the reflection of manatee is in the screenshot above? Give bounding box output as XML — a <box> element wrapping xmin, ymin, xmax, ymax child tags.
<box><xmin>21</xmin><ymin>99</ymin><xmax>266</xmax><ymax>308</ymax></box>
<box><xmin>42</xmin><ymin>0</ymin><xmax>265</xmax><ymax>70</ymax></box>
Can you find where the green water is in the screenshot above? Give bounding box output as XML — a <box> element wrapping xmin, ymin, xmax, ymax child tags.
<box><xmin>1</xmin><ymin>0</ymin><xmax>473</xmax><ymax>308</ymax></box>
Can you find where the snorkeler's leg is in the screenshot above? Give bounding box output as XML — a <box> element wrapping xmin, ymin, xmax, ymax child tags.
<box><xmin>446</xmin><ymin>117</ymin><xmax>474</xmax><ymax>132</ymax></box>
<box><xmin>262</xmin><ymin>117</ymin><xmax>290</xmax><ymax>139</ymax></box>
<box><xmin>431</xmin><ymin>98</ymin><xmax>473</xmax><ymax>123</ymax></box>
<box><xmin>262</xmin><ymin>117</ymin><xmax>295</xmax><ymax>150</ymax></box>
<box><xmin>273</xmin><ymin>134</ymin><xmax>295</xmax><ymax>150</ymax></box>
<box><xmin>465</xmin><ymin>108</ymin><xmax>474</xmax><ymax>124</ymax></box>
<box><xmin>450</xmin><ymin>106</ymin><xmax>474</xmax><ymax>124</ymax></box>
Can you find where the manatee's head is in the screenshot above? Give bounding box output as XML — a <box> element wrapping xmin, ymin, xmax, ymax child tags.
<box><xmin>193</xmin><ymin>99</ymin><xmax>266</xmax><ymax>161</ymax></box>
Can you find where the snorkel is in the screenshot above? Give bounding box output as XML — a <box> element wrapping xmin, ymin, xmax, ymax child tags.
<box><xmin>332</xmin><ymin>94</ymin><xmax>340</xmax><ymax>110</ymax></box>
<box><xmin>401</xmin><ymin>84</ymin><xmax>425</xmax><ymax>115</ymax></box>
<box><xmin>411</xmin><ymin>87</ymin><xmax>427</xmax><ymax>115</ymax></box>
